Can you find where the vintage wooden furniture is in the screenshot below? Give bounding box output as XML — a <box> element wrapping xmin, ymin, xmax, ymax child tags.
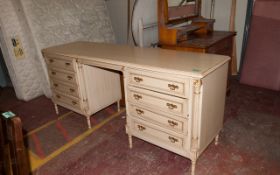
<box><xmin>0</xmin><ymin>113</ymin><xmax>30</xmax><ymax>175</ymax></box>
<box><xmin>44</xmin><ymin>53</ymin><xmax>122</xmax><ymax>128</ymax></box>
<box><xmin>158</xmin><ymin>0</ymin><xmax>236</xmax><ymax>77</ymax></box>
<box><xmin>42</xmin><ymin>41</ymin><xmax>229</xmax><ymax>175</ymax></box>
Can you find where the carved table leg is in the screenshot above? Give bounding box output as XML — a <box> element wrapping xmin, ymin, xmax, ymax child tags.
<box><xmin>117</xmin><ymin>100</ymin><xmax>120</xmax><ymax>112</ymax></box>
<box><xmin>128</xmin><ymin>134</ymin><xmax>133</xmax><ymax>149</ymax></box>
<box><xmin>54</xmin><ymin>103</ymin><xmax>59</xmax><ymax>115</ymax></box>
<box><xmin>191</xmin><ymin>159</ymin><xmax>196</xmax><ymax>175</ymax></box>
<box><xmin>86</xmin><ymin>116</ymin><xmax>91</xmax><ymax>129</ymax></box>
<box><xmin>215</xmin><ymin>134</ymin><xmax>220</xmax><ymax>146</ymax></box>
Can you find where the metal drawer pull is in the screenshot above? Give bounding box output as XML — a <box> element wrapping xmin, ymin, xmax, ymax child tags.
<box><xmin>49</xmin><ymin>59</ymin><xmax>54</xmax><ymax>63</ymax></box>
<box><xmin>133</xmin><ymin>94</ymin><xmax>142</xmax><ymax>100</ymax></box>
<box><xmin>67</xmin><ymin>76</ymin><xmax>73</xmax><ymax>80</ymax></box>
<box><xmin>168</xmin><ymin>84</ymin><xmax>179</xmax><ymax>90</ymax></box>
<box><xmin>134</xmin><ymin>77</ymin><xmax>143</xmax><ymax>83</ymax></box>
<box><xmin>69</xmin><ymin>88</ymin><xmax>75</xmax><ymax>92</ymax></box>
<box><xmin>166</xmin><ymin>103</ymin><xmax>177</xmax><ymax>110</ymax></box>
<box><xmin>56</xmin><ymin>95</ymin><xmax>61</xmax><ymax>99</ymax></box>
<box><xmin>168</xmin><ymin>136</ymin><xmax>178</xmax><ymax>143</ymax></box>
<box><xmin>168</xmin><ymin>120</ymin><xmax>178</xmax><ymax>127</ymax></box>
<box><xmin>72</xmin><ymin>101</ymin><xmax>77</xmax><ymax>105</ymax></box>
<box><xmin>137</xmin><ymin>125</ymin><xmax>146</xmax><ymax>131</ymax></box>
<box><xmin>51</xmin><ymin>71</ymin><xmax>56</xmax><ymax>75</ymax></box>
<box><xmin>65</xmin><ymin>62</ymin><xmax>71</xmax><ymax>66</ymax></box>
<box><xmin>54</xmin><ymin>83</ymin><xmax>58</xmax><ymax>87</ymax></box>
<box><xmin>136</xmin><ymin>109</ymin><xmax>144</xmax><ymax>115</ymax></box>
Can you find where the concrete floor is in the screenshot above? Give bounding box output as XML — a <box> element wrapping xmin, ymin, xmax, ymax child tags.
<box><xmin>0</xmin><ymin>78</ymin><xmax>280</xmax><ymax>175</ymax></box>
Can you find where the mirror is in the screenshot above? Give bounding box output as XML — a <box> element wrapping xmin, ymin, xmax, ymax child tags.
<box><xmin>167</xmin><ymin>0</ymin><xmax>199</xmax><ymax>21</ymax></box>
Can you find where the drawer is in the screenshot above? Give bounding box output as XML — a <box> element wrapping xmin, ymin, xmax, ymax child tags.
<box><xmin>53</xmin><ymin>91</ymin><xmax>81</xmax><ymax>111</ymax></box>
<box><xmin>130</xmin><ymin>105</ymin><xmax>185</xmax><ymax>133</ymax></box>
<box><xmin>128</xmin><ymin>86</ymin><xmax>188</xmax><ymax>117</ymax></box>
<box><xmin>127</xmin><ymin>69</ymin><xmax>189</xmax><ymax>98</ymax></box>
<box><xmin>132</xmin><ymin>119</ymin><xmax>184</xmax><ymax>148</ymax></box>
<box><xmin>49</xmin><ymin>69</ymin><xmax>77</xmax><ymax>84</ymax></box>
<box><xmin>46</xmin><ymin>57</ymin><xmax>75</xmax><ymax>72</ymax></box>
<box><xmin>207</xmin><ymin>38</ymin><xmax>233</xmax><ymax>55</ymax></box>
<box><xmin>51</xmin><ymin>80</ymin><xmax>79</xmax><ymax>98</ymax></box>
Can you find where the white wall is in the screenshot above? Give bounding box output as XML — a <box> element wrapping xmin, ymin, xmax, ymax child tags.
<box><xmin>106</xmin><ymin>0</ymin><xmax>128</xmax><ymax>44</ymax></box>
<box><xmin>202</xmin><ymin>0</ymin><xmax>248</xmax><ymax>71</ymax></box>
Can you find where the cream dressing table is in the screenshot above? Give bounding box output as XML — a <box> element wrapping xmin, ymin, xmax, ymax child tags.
<box><xmin>42</xmin><ymin>41</ymin><xmax>229</xmax><ymax>175</ymax></box>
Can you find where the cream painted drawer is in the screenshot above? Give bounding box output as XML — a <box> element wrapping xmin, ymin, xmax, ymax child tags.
<box><xmin>128</xmin><ymin>69</ymin><xmax>189</xmax><ymax>98</ymax></box>
<box><xmin>128</xmin><ymin>86</ymin><xmax>188</xmax><ymax>117</ymax></box>
<box><xmin>51</xmin><ymin>80</ymin><xmax>79</xmax><ymax>98</ymax></box>
<box><xmin>49</xmin><ymin>69</ymin><xmax>77</xmax><ymax>84</ymax></box>
<box><xmin>46</xmin><ymin>57</ymin><xmax>75</xmax><ymax>72</ymax></box>
<box><xmin>130</xmin><ymin>105</ymin><xmax>185</xmax><ymax>133</ymax></box>
<box><xmin>53</xmin><ymin>91</ymin><xmax>81</xmax><ymax>111</ymax></box>
<box><xmin>132</xmin><ymin>119</ymin><xmax>184</xmax><ymax>148</ymax></box>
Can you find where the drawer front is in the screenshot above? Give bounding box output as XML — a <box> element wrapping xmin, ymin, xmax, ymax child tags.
<box><xmin>130</xmin><ymin>105</ymin><xmax>185</xmax><ymax>133</ymax></box>
<box><xmin>207</xmin><ymin>38</ymin><xmax>233</xmax><ymax>56</ymax></box>
<box><xmin>53</xmin><ymin>91</ymin><xmax>81</xmax><ymax>110</ymax></box>
<box><xmin>49</xmin><ymin>69</ymin><xmax>77</xmax><ymax>84</ymax></box>
<box><xmin>128</xmin><ymin>69</ymin><xmax>189</xmax><ymax>98</ymax></box>
<box><xmin>128</xmin><ymin>87</ymin><xmax>188</xmax><ymax>117</ymax></box>
<box><xmin>46</xmin><ymin>57</ymin><xmax>75</xmax><ymax>72</ymax></box>
<box><xmin>132</xmin><ymin>119</ymin><xmax>184</xmax><ymax>148</ymax></box>
<box><xmin>51</xmin><ymin>80</ymin><xmax>79</xmax><ymax>98</ymax></box>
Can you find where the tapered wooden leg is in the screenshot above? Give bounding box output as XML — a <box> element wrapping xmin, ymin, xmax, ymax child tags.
<box><xmin>215</xmin><ymin>134</ymin><xmax>220</xmax><ymax>146</ymax></box>
<box><xmin>117</xmin><ymin>100</ymin><xmax>120</xmax><ymax>112</ymax></box>
<box><xmin>191</xmin><ymin>160</ymin><xmax>196</xmax><ymax>175</ymax></box>
<box><xmin>54</xmin><ymin>103</ymin><xmax>59</xmax><ymax>114</ymax></box>
<box><xmin>128</xmin><ymin>134</ymin><xmax>132</xmax><ymax>149</ymax></box>
<box><xmin>86</xmin><ymin>116</ymin><xmax>91</xmax><ymax>129</ymax></box>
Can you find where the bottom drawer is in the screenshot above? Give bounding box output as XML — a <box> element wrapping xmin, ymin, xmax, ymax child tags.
<box><xmin>53</xmin><ymin>91</ymin><xmax>81</xmax><ymax>111</ymax></box>
<box><xmin>131</xmin><ymin>119</ymin><xmax>184</xmax><ymax>148</ymax></box>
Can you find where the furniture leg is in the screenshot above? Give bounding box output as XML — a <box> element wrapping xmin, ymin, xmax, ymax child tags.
<box><xmin>86</xmin><ymin>116</ymin><xmax>91</xmax><ymax>129</ymax></box>
<box><xmin>128</xmin><ymin>134</ymin><xmax>133</xmax><ymax>149</ymax></box>
<box><xmin>54</xmin><ymin>103</ymin><xmax>59</xmax><ymax>115</ymax></box>
<box><xmin>215</xmin><ymin>134</ymin><xmax>220</xmax><ymax>146</ymax></box>
<box><xmin>191</xmin><ymin>159</ymin><xmax>196</xmax><ymax>175</ymax></box>
<box><xmin>117</xmin><ymin>100</ymin><xmax>120</xmax><ymax>112</ymax></box>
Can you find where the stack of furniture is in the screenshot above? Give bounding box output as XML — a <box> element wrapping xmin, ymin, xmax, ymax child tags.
<box><xmin>158</xmin><ymin>0</ymin><xmax>235</xmax><ymax>92</ymax></box>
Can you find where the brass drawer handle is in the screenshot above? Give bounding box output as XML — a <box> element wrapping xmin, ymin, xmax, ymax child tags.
<box><xmin>135</xmin><ymin>109</ymin><xmax>144</xmax><ymax>115</ymax></box>
<box><xmin>72</xmin><ymin>101</ymin><xmax>77</xmax><ymax>105</ymax></box>
<box><xmin>49</xmin><ymin>59</ymin><xmax>54</xmax><ymax>63</ymax></box>
<box><xmin>168</xmin><ymin>84</ymin><xmax>179</xmax><ymax>91</ymax></box>
<box><xmin>168</xmin><ymin>136</ymin><xmax>178</xmax><ymax>143</ymax></box>
<box><xmin>56</xmin><ymin>95</ymin><xmax>61</xmax><ymax>99</ymax></box>
<box><xmin>134</xmin><ymin>77</ymin><xmax>143</xmax><ymax>83</ymax></box>
<box><xmin>137</xmin><ymin>125</ymin><xmax>146</xmax><ymax>131</ymax></box>
<box><xmin>133</xmin><ymin>94</ymin><xmax>142</xmax><ymax>100</ymax></box>
<box><xmin>168</xmin><ymin>120</ymin><xmax>178</xmax><ymax>127</ymax></box>
<box><xmin>69</xmin><ymin>88</ymin><xmax>75</xmax><ymax>93</ymax></box>
<box><xmin>54</xmin><ymin>83</ymin><xmax>58</xmax><ymax>87</ymax></box>
<box><xmin>67</xmin><ymin>76</ymin><xmax>73</xmax><ymax>80</ymax></box>
<box><xmin>51</xmin><ymin>71</ymin><xmax>56</xmax><ymax>75</ymax></box>
<box><xmin>166</xmin><ymin>103</ymin><xmax>177</xmax><ymax>110</ymax></box>
<box><xmin>65</xmin><ymin>62</ymin><xmax>71</xmax><ymax>66</ymax></box>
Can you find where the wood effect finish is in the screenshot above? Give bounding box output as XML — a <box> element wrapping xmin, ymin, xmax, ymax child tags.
<box><xmin>42</xmin><ymin>41</ymin><xmax>229</xmax><ymax>175</ymax></box>
<box><xmin>0</xmin><ymin>116</ymin><xmax>30</xmax><ymax>175</ymax></box>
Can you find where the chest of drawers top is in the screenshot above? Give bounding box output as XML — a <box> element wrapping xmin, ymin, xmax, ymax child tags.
<box><xmin>42</xmin><ymin>41</ymin><xmax>230</xmax><ymax>78</ymax></box>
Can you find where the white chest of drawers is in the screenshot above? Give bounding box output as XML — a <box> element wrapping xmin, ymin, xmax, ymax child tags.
<box><xmin>42</xmin><ymin>41</ymin><xmax>229</xmax><ymax>175</ymax></box>
<box><xmin>44</xmin><ymin>53</ymin><xmax>122</xmax><ymax>128</ymax></box>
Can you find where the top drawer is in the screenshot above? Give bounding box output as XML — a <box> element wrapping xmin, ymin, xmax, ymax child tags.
<box><xmin>46</xmin><ymin>56</ymin><xmax>75</xmax><ymax>72</ymax></box>
<box><xmin>127</xmin><ymin>69</ymin><xmax>190</xmax><ymax>98</ymax></box>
